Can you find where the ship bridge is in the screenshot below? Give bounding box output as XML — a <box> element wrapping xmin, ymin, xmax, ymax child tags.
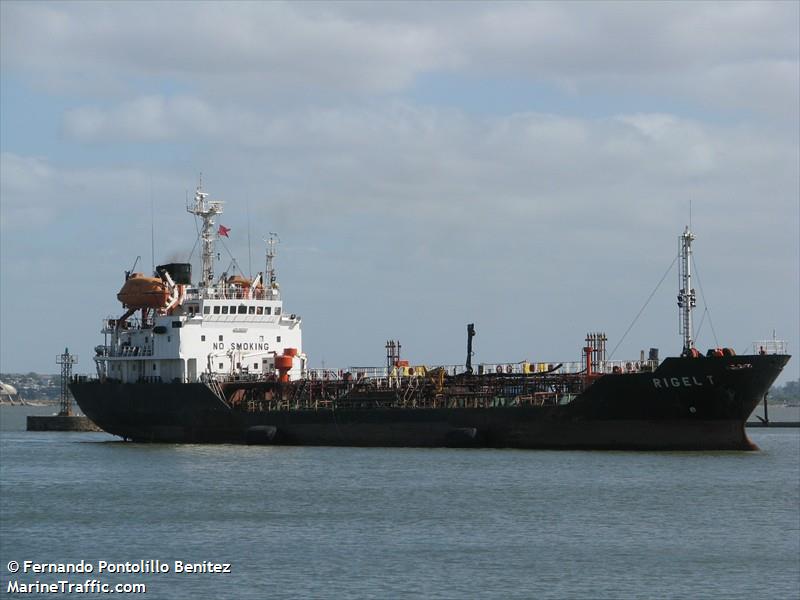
<box><xmin>94</xmin><ymin>187</ymin><xmax>305</xmax><ymax>385</ymax></box>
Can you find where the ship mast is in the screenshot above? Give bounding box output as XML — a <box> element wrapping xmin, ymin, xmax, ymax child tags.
<box><xmin>265</xmin><ymin>233</ymin><xmax>280</xmax><ymax>298</ymax></box>
<box><xmin>677</xmin><ymin>226</ymin><xmax>696</xmax><ymax>355</ymax></box>
<box><xmin>187</xmin><ymin>183</ymin><xmax>224</xmax><ymax>288</ymax></box>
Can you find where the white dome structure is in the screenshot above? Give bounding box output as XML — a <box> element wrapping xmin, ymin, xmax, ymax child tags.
<box><xmin>0</xmin><ymin>381</ymin><xmax>18</xmax><ymax>400</ymax></box>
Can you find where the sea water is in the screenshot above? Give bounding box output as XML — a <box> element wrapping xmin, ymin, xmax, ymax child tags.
<box><xmin>1</xmin><ymin>406</ymin><xmax>798</xmax><ymax>599</ymax></box>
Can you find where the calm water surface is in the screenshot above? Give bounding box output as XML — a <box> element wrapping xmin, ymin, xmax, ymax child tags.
<box><xmin>1</xmin><ymin>406</ymin><xmax>798</xmax><ymax>599</ymax></box>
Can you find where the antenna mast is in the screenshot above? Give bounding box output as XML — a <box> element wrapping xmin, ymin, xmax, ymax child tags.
<box><xmin>187</xmin><ymin>181</ymin><xmax>224</xmax><ymax>288</ymax></box>
<box><xmin>150</xmin><ymin>177</ymin><xmax>155</xmax><ymax>273</ymax></box>
<box><xmin>677</xmin><ymin>226</ymin><xmax>696</xmax><ymax>355</ymax></box>
<box><xmin>266</xmin><ymin>233</ymin><xmax>280</xmax><ymax>297</ymax></box>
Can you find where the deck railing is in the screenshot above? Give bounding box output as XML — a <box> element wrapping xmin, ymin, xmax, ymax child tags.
<box><xmin>184</xmin><ymin>288</ymin><xmax>280</xmax><ymax>301</ymax></box>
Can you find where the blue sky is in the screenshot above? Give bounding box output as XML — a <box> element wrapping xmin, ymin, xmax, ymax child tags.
<box><xmin>1</xmin><ymin>1</ymin><xmax>798</xmax><ymax>384</ymax></box>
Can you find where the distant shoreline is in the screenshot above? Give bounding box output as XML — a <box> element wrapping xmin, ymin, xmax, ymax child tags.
<box><xmin>0</xmin><ymin>400</ymin><xmax>58</xmax><ymax>407</ymax></box>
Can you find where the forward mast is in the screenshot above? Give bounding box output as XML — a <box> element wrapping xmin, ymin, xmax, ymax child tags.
<box><xmin>678</xmin><ymin>226</ymin><xmax>696</xmax><ymax>356</ymax></box>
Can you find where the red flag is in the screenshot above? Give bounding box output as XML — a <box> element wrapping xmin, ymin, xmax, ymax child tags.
<box><xmin>218</xmin><ymin>225</ymin><xmax>230</xmax><ymax>238</ymax></box>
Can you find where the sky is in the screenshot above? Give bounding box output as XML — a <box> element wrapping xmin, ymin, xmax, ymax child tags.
<box><xmin>1</xmin><ymin>1</ymin><xmax>798</xmax><ymax>384</ymax></box>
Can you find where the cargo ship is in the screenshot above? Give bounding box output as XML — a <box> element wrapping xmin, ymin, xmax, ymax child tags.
<box><xmin>70</xmin><ymin>186</ymin><xmax>790</xmax><ymax>449</ymax></box>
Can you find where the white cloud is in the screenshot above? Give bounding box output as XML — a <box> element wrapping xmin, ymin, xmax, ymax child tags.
<box><xmin>0</xmin><ymin>153</ymin><xmax>55</xmax><ymax>227</ymax></box>
<box><xmin>53</xmin><ymin>100</ymin><xmax>796</xmax><ymax>278</ymax></box>
<box><xmin>1</xmin><ymin>2</ymin><xmax>449</xmax><ymax>95</ymax></box>
<box><xmin>63</xmin><ymin>96</ymin><xmax>220</xmax><ymax>142</ymax></box>
<box><xmin>9</xmin><ymin>92</ymin><xmax>800</xmax><ymax>289</ymax></box>
<box><xmin>0</xmin><ymin>152</ymin><xmax>183</xmax><ymax>230</ymax></box>
<box><xmin>2</xmin><ymin>2</ymin><xmax>797</xmax><ymax>119</ymax></box>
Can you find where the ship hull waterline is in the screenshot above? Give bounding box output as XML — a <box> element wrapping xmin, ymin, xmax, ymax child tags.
<box><xmin>70</xmin><ymin>354</ymin><xmax>789</xmax><ymax>450</ymax></box>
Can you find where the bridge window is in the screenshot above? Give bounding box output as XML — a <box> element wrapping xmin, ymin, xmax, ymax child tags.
<box><xmin>253</xmin><ymin>363</ymin><xmax>259</xmax><ymax>369</ymax></box>
<box><xmin>204</xmin><ymin>306</ymin><xmax>210</xmax><ymax>314</ymax></box>
<box><xmin>256</xmin><ymin>307</ymin><xmax>263</xmax><ymax>315</ymax></box>
<box><xmin>238</xmin><ymin>305</ymin><xmax>247</xmax><ymax>314</ymax></box>
<box><xmin>275</xmin><ymin>307</ymin><xmax>281</xmax><ymax>316</ymax></box>
<box><xmin>229</xmin><ymin>305</ymin><xmax>236</xmax><ymax>314</ymax></box>
<box><xmin>213</xmin><ymin>306</ymin><xmax>220</xmax><ymax>314</ymax></box>
<box><xmin>248</xmin><ymin>306</ymin><xmax>255</xmax><ymax>314</ymax></box>
<box><xmin>265</xmin><ymin>307</ymin><xmax>272</xmax><ymax>315</ymax></box>
<box><xmin>221</xmin><ymin>306</ymin><xmax>228</xmax><ymax>314</ymax></box>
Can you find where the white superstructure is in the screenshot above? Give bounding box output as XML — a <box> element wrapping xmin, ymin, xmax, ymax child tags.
<box><xmin>94</xmin><ymin>186</ymin><xmax>305</xmax><ymax>384</ymax></box>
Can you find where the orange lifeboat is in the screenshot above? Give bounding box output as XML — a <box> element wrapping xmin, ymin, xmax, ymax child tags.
<box><xmin>227</xmin><ymin>275</ymin><xmax>250</xmax><ymax>287</ymax></box>
<box><xmin>226</xmin><ymin>275</ymin><xmax>251</xmax><ymax>299</ymax></box>
<box><xmin>117</xmin><ymin>273</ymin><xmax>170</xmax><ymax>309</ymax></box>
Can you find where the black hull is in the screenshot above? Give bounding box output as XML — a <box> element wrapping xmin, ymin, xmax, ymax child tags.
<box><xmin>71</xmin><ymin>354</ymin><xmax>790</xmax><ymax>450</ymax></box>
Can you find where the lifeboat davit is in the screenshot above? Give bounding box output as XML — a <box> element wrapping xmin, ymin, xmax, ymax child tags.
<box><xmin>117</xmin><ymin>273</ymin><xmax>170</xmax><ymax>309</ymax></box>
